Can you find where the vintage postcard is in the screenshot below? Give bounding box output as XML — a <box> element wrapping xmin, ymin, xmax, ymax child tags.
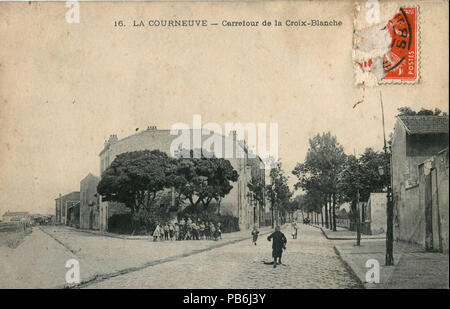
<box><xmin>0</xmin><ymin>0</ymin><xmax>448</xmax><ymax>293</ymax></box>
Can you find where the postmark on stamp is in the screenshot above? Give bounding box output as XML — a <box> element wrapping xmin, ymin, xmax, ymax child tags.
<box><xmin>353</xmin><ymin>2</ymin><xmax>419</xmax><ymax>86</ymax></box>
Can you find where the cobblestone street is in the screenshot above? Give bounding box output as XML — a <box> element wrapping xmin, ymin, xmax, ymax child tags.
<box><xmin>84</xmin><ymin>224</ymin><xmax>362</xmax><ymax>289</ymax></box>
<box><xmin>1</xmin><ymin>223</ymin><xmax>362</xmax><ymax>288</ymax></box>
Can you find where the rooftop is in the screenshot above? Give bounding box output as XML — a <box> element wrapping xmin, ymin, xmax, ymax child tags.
<box><xmin>398</xmin><ymin>115</ymin><xmax>449</xmax><ymax>135</ymax></box>
<box><xmin>3</xmin><ymin>211</ymin><xmax>29</xmax><ymax>217</ymax></box>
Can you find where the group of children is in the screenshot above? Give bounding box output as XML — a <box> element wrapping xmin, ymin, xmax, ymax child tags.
<box><xmin>152</xmin><ymin>218</ymin><xmax>222</xmax><ymax>241</ymax></box>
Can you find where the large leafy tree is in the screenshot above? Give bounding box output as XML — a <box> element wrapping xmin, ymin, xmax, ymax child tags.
<box><xmin>97</xmin><ymin>150</ymin><xmax>174</xmax><ymax>214</ymax></box>
<box><xmin>172</xmin><ymin>150</ymin><xmax>239</xmax><ymax>213</ymax></box>
<box><xmin>292</xmin><ymin>132</ymin><xmax>346</xmax><ymax>231</ymax></box>
<box><xmin>338</xmin><ymin>148</ymin><xmax>390</xmax><ymax>205</ymax></box>
<box><xmin>247</xmin><ymin>176</ymin><xmax>265</xmax><ymax>209</ymax></box>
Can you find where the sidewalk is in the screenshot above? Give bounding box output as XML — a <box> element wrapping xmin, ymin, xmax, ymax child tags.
<box><xmin>311</xmin><ymin>224</ymin><xmax>385</xmax><ymax>240</ymax></box>
<box><xmin>333</xmin><ymin>239</ymin><xmax>449</xmax><ymax>289</ymax></box>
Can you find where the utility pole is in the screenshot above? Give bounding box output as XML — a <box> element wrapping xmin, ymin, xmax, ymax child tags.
<box><xmin>356</xmin><ymin>189</ymin><xmax>361</xmax><ymax>246</ymax></box>
<box><xmin>354</xmin><ymin>149</ymin><xmax>361</xmax><ymax>246</ymax></box>
<box><xmin>380</xmin><ymin>91</ymin><xmax>394</xmax><ymax>266</ymax></box>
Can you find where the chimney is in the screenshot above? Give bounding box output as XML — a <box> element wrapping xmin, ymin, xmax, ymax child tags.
<box><xmin>108</xmin><ymin>134</ymin><xmax>118</xmax><ymax>144</ymax></box>
<box><xmin>229</xmin><ymin>130</ymin><xmax>237</xmax><ymax>140</ymax></box>
<box><xmin>147</xmin><ymin>125</ymin><xmax>157</xmax><ymax>131</ymax></box>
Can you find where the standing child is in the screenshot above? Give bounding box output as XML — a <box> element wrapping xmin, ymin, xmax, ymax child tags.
<box><xmin>199</xmin><ymin>221</ymin><xmax>205</xmax><ymax>240</ymax></box>
<box><xmin>164</xmin><ymin>223</ymin><xmax>169</xmax><ymax>240</ymax></box>
<box><xmin>205</xmin><ymin>221</ymin><xmax>210</xmax><ymax>240</ymax></box>
<box><xmin>267</xmin><ymin>226</ymin><xmax>287</xmax><ymax>268</ymax></box>
<box><xmin>217</xmin><ymin>222</ymin><xmax>222</xmax><ymax>240</ymax></box>
<box><xmin>174</xmin><ymin>223</ymin><xmax>180</xmax><ymax>240</ymax></box>
<box><xmin>251</xmin><ymin>226</ymin><xmax>260</xmax><ymax>245</ymax></box>
<box><xmin>291</xmin><ymin>222</ymin><xmax>298</xmax><ymax>239</ymax></box>
<box><xmin>152</xmin><ymin>223</ymin><xmax>162</xmax><ymax>242</ymax></box>
<box><xmin>210</xmin><ymin>223</ymin><xmax>217</xmax><ymax>241</ymax></box>
<box><xmin>169</xmin><ymin>223</ymin><xmax>174</xmax><ymax>241</ymax></box>
<box><xmin>184</xmin><ymin>223</ymin><xmax>192</xmax><ymax>240</ymax></box>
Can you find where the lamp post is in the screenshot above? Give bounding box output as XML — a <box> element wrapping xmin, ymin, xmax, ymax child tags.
<box><xmin>378</xmin><ymin>150</ymin><xmax>394</xmax><ymax>266</ymax></box>
<box><xmin>379</xmin><ymin>91</ymin><xmax>394</xmax><ymax>266</ymax></box>
<box><xmin>355</xmin><ymin>156</ymin><xmax>361</xmax><ymax>246</ymax></box>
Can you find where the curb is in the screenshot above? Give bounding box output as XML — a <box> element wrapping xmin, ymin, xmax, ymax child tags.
<box><xmin>309</xmin><ymin>224</ymin><xmax>366</xmax><ymax>289</ymax></box>
<box><xmin>311</xmin><ymin>224</ymin><xmax>385</xmax><ymax>240</ymax></box>
<box><xmin>332</xmin><ymin>245</ymin><xmax>365</xmax><ymax>289</ymax></box>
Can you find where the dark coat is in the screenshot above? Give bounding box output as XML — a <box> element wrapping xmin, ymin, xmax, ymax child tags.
<box><xmin>267</xmin><ymin>231</ymin><xmax>287</xmax><ymax>258</ymax></box>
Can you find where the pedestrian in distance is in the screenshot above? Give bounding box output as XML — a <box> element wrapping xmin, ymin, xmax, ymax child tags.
<box><xmin>267</xmin><ymin>226</ymin><xmax>287</xmax><ymax>268</ymax></box>
<box><xmin>169</xmin><ymin>223</ymin><xmax>174</xmax><ymax>241</ymax></box>
<box><xmin>184</xmin><ymin>223</ymin><xmax>192</xmax><ymax>240</ymax></box>
<box><xmin>192</xmin><ymin>223</ymin><xmax>199</xmax><ymax>240</ymax></box>
<box><xmin>199</xmin><ymin>221</ymin><xmax>205</xmax><ymax>240</ymax></box>
<box><xmin>291</xmin><ymin>222</ymin><xmax>298</xmax><ymax>239</ymax></box>
<box><xmin>251</xmin><ymin>226</ymin><xmax>260</xmax><ymax>245</ymax></box>
<box><xmin>174</xmin><ymin>223</ymin><xmax>180</xmax><ymax>240</ymax></box>
<box><xmin>164</xmin><ymin>223</ymin><xmax>169</xmax><ymax>240</ymax></box>
<box><xmin>205</xmin><ymin>221</ymin><xmax>210</xmax><ymax>240</ymax></box>
<box><xmin>210</xmin><ymin>223</ymin><xmax>217</xmax><ymax>241</ymax></box>
<box><xmin>217</xmin><ymin>222</ymin><xmax>222</xmax><ymax>240</ymax></box>
<box><xmin>152</xmin><ymin>223</ymin><xmax>162</xmax><ymax>242</ymax></box>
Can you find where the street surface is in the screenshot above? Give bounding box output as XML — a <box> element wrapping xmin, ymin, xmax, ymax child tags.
<box><xmin>0</xmin><ymin>224</ymin><xmax>362</xmax><ymax>289</ymax></box>
<box><xmin>85</xmin><ymin>224</ymin><xmax>361</xmax><ymax>289</ymax></box>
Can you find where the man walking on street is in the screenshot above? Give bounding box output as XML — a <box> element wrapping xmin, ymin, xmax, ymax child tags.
<box><xmin>267</xmin><ymin>226</ymin><xmax>287</xmax><ymax>268</ymax></box>
<box><xmin>291</xmin><ymin>222</ymin><xmax>298</xmax><ymax>239</ymax></box>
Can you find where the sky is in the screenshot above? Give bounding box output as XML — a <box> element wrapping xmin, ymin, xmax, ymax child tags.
<box><xmin>0</xmin><ymin>1</ymin><xmax>448</xmax><ymax>215</ymax></box>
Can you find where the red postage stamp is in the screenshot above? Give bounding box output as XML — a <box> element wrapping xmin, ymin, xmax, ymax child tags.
<box><xmin>382</xmin><ymin>7</ymin><xmax>418</xmax><ymax>82</ymax></box>
<box><xmin>353</xmin><ymin>5</ymin><xmax>419</xmax><ymax>85</ymax></box>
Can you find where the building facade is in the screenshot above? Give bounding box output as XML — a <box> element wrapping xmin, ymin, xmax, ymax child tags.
<box><xmin>80</xmin><ymin>173</ymin><xmax>100</xmax><ymax>230</ymax></box>
<box><xmin>391</xmin><ymin>115</ymin><xmax>449</xmax><ymax>251</ymax></box>
<box><xmin>418</xmin><ymin>148</ymin><xmax>449</xmax><ymax>253</ymax></box>
<box><xmin>55</xmin><ymin>191</ymin><xmax>80</xmax><ymax>225</ymax></box>
<box><xmin>98</xmin><ymin>126</ymin><xmax>266</xmax><ymax>231</ymax></box>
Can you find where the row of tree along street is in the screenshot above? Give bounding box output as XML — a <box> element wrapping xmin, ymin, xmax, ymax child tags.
<box><xmin>291</xmin><ymin>132</ymin><xmax>390</xmax><ymax>232</ymax></box>
<box><xmin>290</xmin><ymin>106</ymin><xmax>446</xmax><ymax>232</ymax></box>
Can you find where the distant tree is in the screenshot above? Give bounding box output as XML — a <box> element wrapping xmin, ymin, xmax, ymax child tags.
<box><xmin>417</xmin><ymin>108</ymin><xmax>435</xmax><ymax>116</ymax></box>
<box><xmin>397</xmin><ymin>106</ymin><xmax>416</xmax><ymax>116</ymax></box>
<box><xmin>302</xmin><ymin>191</ymin><xmax>324</xmax><ymax>224</ymax></box>
<box><xmin>397</xmin><ymin>106</ymin><xmax>445</xmax><ymax>116</ymax></box>
<box><xmin>266</xmin><ymin>162</ymin><xmax>292</xmax><ymax>227</ymax></box>
<box><xmin>247</xmin><ymin>175</ymin><xmax>265</xmax><ymax>223</ymax></box>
